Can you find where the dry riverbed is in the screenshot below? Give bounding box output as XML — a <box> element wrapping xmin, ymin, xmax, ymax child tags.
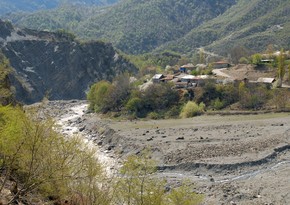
<box><xmin>35</xmin><ymin>100</ymin><xmax>290</xmax><ymax>205</ymax></box>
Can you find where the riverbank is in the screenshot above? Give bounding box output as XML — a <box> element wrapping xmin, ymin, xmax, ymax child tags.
<box><xmin>32</xmin><ymin>100</ymin><xmax>290</xmax><ymax>204</ymax></box>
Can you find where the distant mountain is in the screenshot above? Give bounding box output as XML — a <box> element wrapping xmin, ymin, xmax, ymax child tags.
<box><xmin>158</xmin><ymin>0</ymin><xmax>290</xmax><ymax>55</ymax></box>
<box><xmin>0</xmin><ymin>20</ymin><xmax>136</xmax><ymax>104</ymax></box>
<box><xmin>3</xmin><ymin>0</ymin><xmax>290</xmax><ymax>56</ymax></box>
<box><xmin>0</xmin><ymin>0</ymin><xmax>118</xmax><ymax>16</ymax></box>
<box><xmin>5</xmin><ymin>0</ymin><xmax>237</xmax><ymax>54</ymax></box>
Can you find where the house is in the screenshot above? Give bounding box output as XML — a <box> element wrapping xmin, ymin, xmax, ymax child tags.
<box><xmin>181</xmin><ymin>75</ymin><xmax>196</xmax><ymax>82</ymax></box>
<box><xmin>160</xmin><ymin>75</ymin><xmax>174</xmax><ymax>82</ymax></box>
<box><xmin>261</xmin><ymin>59</ymin><xmax>274</xmax><ymax>64</ymax></box>
<box><xmin>152</xmin><ymin>74</ymin><xmax>164</xmax><ymax>83</ymax></box>
<box><xmin>257</xmin><ymin>78</ymin><xmax>276</xmax><ymax>84</ymax></box>
<box><xmin>213</xmin><ymin>61</ymin><xmax>230</xmax><ymax>69</ymax></box>
<box><xmin>180</xmin><ymin>63</ymin><xmax>196</xmax><ymax>73</ymax></box>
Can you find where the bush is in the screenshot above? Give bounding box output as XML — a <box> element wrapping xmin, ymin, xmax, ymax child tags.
<box><xmin>114</xmin><ymin>151</ymin><xmax>204</xmax><ymax>205</ymax></box>
<box><xmin>165</xmin><ymin>105</ymin><xmax>181</xmax><ymax>118</ymax></box>
<box><xmin>180</xmin><ymin>101</ymin><xmax>205</xmax><ymax>118</ymax></box>
<box><xmin>147</xmin><ymin>111</ymin><xmax>161</xmax><ymax>119</ymax></box>
<box><xmin>212</xmin><ymin>98</ymin><xmax>225</xmax><ymax>110</ymax></box>
<box><xmin>0</xmin><ymin>106</ymin><xmax>105</xmax><ymax>202</ymax></box>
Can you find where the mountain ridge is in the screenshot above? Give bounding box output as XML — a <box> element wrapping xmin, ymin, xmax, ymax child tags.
<box><xmin>3</xmin><ymin>0</ymin><xmax>290</xmax><ymax>56</ymax></box>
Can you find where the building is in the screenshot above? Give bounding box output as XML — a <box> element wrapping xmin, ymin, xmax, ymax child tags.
<box><xmin>213</xmin><ymin>61</ymin><xmax>230</xmax><ymax>69</ymax></box>
<box><xmin>152</xmin><ymin>74</ymin><xmax>164</xmax><ymax>83</ymax></box>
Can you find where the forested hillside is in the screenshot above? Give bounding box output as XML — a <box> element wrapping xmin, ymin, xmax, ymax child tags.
<box><xmin>4</xmin><ymin>0</ymin><xmax>290</xmax><ymax>56</ymax></box>
<box><xmin>159</xmin><ymin>0</ymin><xmax>290</xmax><ymax>55</ymax></box>
<box><xmin>5</xmin><ymin>0</ymin><xmax>237</xmax><ymax>54</ymax></box>
<box><xmin>0</xmin><ymin>0</ymin><xmax>118</xmax><ymax>16</ymax></box>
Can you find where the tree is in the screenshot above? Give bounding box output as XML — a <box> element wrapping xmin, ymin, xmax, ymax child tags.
<box><xmin>251</xmin><ymin>53</ymin><xmax>262</xmax><ymax>66</ymax></box>
<box><xmin>0</xmin><ymin>106</ymin><xmax>105</xmax><ymax>203</ymax></box>
<box><xmin>230</xmin><ymin>46</ymin><xmax>249</xmax><ymax>64</ymax></box>
<box><xmin>87</xmin><ymin>80</ymin><xmax>112</xmax><ymax>112</ymax></box>
<box><xmin>199</xmin><ymin>48</ymin><xmax>205</xmax><ymax>64</ymax></box>
<box><xmin>114</xmin><ymin>151</ymin><xmax>204</xmax><ymax>205</ymax></box>
<box><xmin>277</xmin><ymin>49</ymin><xmax>286</xmax><ymax>81</ymax></box>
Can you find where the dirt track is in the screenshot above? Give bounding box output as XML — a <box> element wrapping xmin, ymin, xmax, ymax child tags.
<box><xmin>36</xmin><ymin>101</ymin><xmax>290</xmax><ymax>204</ymax></box>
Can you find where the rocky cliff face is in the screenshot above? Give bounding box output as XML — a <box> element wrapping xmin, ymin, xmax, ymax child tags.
<box><xmin>0</xmin><ymin>20</ymin><xmax>137</xmax><ymax>104</ymax></box>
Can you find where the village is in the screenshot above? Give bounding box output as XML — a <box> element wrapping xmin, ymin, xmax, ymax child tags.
<box><xmin>146</xmin><ymin>60</ymin><xmax>280</xmax><ymax>90</ymax></box>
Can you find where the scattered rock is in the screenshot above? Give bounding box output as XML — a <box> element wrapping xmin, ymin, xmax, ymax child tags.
<box><xmin>79</xmin><ymin>126</ymin><xmax>86</xmax><ymax>132</ymax></box>
<box><xmin>147</xmin><ymin>137</ymin><xmax>154</xmax><ymax>141</ymax></box>
<box><xmin>176</xmin><ymin>136</ymin><xmax>184</xmax><ymax>140</ymax></box>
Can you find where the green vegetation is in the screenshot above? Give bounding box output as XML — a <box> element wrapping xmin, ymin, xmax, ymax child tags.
<box><xmin>180</xmin><ymin>102</ymin><xmax>205</xmax><ymax>118</ymax></box>
<box><xmin>0</xmin><ymin>105</ymin><xmax>105</xmax><ymax>203</ymax></box>
<box><xmin>0</xmin><ymin>106</ymin><xmax>204</xmax><ymax>204</ymax></box>
<box><xmin>0</xmin><ymin>52</ymin><xmax>14</xmax><ymax>106</ymax></box>
<box><xmin>6</xmin><ymin>0</ymin><xmax>236</xmax><ymax>54</ymax></box>
<box><xmin>87</xmin><ymin>73</ymin><xmax>180</xmax><ymax>118</ymax></box>
<box><xmin>114</xmin><ymin>151</ymin><xmax>203</xmax><ymax>205</ymax></box>
<box><xmin>157</xmin><ymin>0</ymin><xmax>290</xmax><ymax>56</ymax></box>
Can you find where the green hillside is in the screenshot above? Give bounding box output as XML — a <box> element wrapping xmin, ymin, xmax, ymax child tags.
<box><xmin>0</xmin><ymin>0</ymin><xmax>118</xmax><ymax>15</ymax></box>
<box><xmin>158</xmin><ymin>0</ymin><xmax>290</xmax><ymax>55</ymax></box>
<box><xmin>4</xmin><ymin>0</ymin><xmax>290</xmax><ymax>56</ymax></box>
<box><xmin>5</xmin><ymin>0</ymin><xmax>237</xmax><ymax>54</ymax></box>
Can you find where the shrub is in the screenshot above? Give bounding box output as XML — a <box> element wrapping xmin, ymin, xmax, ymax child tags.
<box><xmin>147</xmin><ymin>111</ymin><xmax>161</xmax><ymax>119</ymax></box>
<box><xmin>212</xmin><ymin>98</ymin><xmax>225</xmax><ymax>110</ymax></box>
<box><xmin>180</xmin><ymin>101</ymin><xmax>205</xmax><ymax>118</ymax></box>
<box><xmin>0</xmin><ymin>106</ymin><xmax>105</xmax><ymax>202</ymax></box>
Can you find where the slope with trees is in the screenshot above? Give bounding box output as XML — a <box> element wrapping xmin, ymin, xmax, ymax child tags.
<box><xmin>5</xmin><ymin>0</ymin><xmax>237</xmax><ymax>54</ymax></box>
<box><xmin>0</xmin><ymin>0</ymin><xmax>119</xmax><ymax>16</ymax></box>
<box><xmin>158</xmin><ymin>0</ymin><xmax>290</xmax><ymax>56</ymax></box>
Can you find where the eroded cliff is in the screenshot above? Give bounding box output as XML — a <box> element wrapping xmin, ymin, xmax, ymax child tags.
<box><xmin>0</xmin><ymin>20</ymin><xmax>137</xmax><ymax>104</ymax></box>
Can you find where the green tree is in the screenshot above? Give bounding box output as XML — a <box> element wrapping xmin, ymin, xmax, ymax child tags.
<box><xmin>87</xmin><ymin>80</ymin><xmax>112</xmax><ymax>112</ymax></box>
<box><xmin>114</xmin><ymin>152</ymin><xmax>165</xmax><ymax>205</ymax></box>
<box><xmin>199</xmin><ymin>48</ymin><xmax>205</xmax><ymax>64</ymax></box>
<box><xmin>251</xmin><ymin>53</ymin><xmax>262</xmax><ymax>66</ymax></box>
<box><xmin>0</xmin><ymin>106</ymin><xmax>105</xmax><ymax>203</ymax></box>
<box><xmin>277</xmin><ymin>49</ymin><xmax>286</xmax><ymax>80</ymax></box>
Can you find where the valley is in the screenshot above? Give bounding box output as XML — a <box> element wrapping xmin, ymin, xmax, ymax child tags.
<box><xmin>1</xmin><ymin>0</ymin><xmax>290</xmax><ymax>204</ymax></box>
<box><xmin>42</xmin><ymin>100</ymin><xmax>290</xmax><ymax>204</ymax></box>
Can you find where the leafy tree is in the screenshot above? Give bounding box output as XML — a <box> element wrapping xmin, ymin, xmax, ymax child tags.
<box><xmin>251</xmin><ymin>53</ymin><xmax>262</xmax><ymax>66</ymax></box>
<box><xmin>277</xmin><ymin>49</ymin><xmax>286</xmax><ymax>80</ymax></box>
<box><xmin>0</xmin><ymin>106</ymin><xmax>105</xmax><ymax>203</ymax></box>
<box><xmin>141</xmin><ymin>82</ymin><xmax>180</xmax><ymax>113</ymax></box>
<box><xmin>114</xmin><ymin>151</ymin><xmax>204</xmax><ymax>205</ymax></box>
<box><xmin>238</xmin><ymin>82</ymin><xmax>270</xmax><ymax>109</ymax></box>
<box><xmin>87</xmin><ymin>80</ymin><xmax>113</xmax><ymax>112</ymax></box>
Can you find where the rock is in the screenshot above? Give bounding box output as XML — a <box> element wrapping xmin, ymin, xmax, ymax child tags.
<box><xmin>107</xmin><ymin>145</ymin><xmax>115</xmax><ymax>151</ymax></box>
<box><xmin>176</xmin><ymin>136</ymin><xmax>184</xmax><ymax>140</ymax></box>
<box><xmin>79</xmin><ymin>126</ymin><xmax>86</xmax><ymax>132</ymax></box>
<box><xmin>162</xmin><ymin>135</ymin><xmax>167</xmax><ymax>138</ymax></box>
<box><xmin>147</xmin><ymin>137</ymin><xmax>154</xmax><ymax>141</ymax></box>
